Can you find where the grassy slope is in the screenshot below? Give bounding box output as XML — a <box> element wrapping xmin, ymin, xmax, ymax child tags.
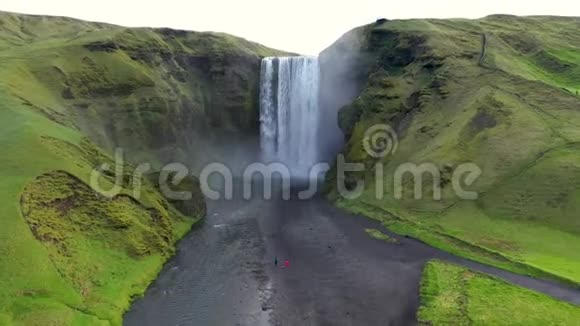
<box><xmin>0</xmin><ymin>11</ymin><xmax>282</xmax><ymax>325</ymax></box>
<box><xmin>329</xmin><ymin>16</ymin><xmax>580</xmax><ymax>285</ymax></box>
<box><xmin>418</xmin><ymin>260</ymin><xmax>580</xmax><ymax>325</ymax></box>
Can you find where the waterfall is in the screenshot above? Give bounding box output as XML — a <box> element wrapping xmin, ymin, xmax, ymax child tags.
<box><xmin>259</xmin><ymin>56</ymin><xmax>320</xmax><ymax>176</ymax></box>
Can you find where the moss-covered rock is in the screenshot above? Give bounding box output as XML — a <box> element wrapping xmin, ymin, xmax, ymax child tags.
<box><xmin>147</xmin><ymin>172</ymin><xmax>207</xmax><ymax>218</ymax></box>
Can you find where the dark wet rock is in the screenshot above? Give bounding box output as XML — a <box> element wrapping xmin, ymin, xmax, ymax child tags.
<box><xmin>61</xmin><ymin>86</ymin><xmax>75</xmax><ymax>99</ymax></box>
<box><xmin>84</xmin><ymin>41</ymin><xmax>119</xmax><ymax>52</ymax></box>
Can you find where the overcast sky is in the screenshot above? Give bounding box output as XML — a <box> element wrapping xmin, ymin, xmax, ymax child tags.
<box><xmin>1</xmin><ymin>1</ymin><xmax>579</xmax><ymax>54</ymax></box>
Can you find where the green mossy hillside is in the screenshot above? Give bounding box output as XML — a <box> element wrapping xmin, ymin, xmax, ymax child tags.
<box><xmin>0</xmin><ymin>10</ymin><xmax>284</xmax><ymax>325</ymax></box>
<box><xmin>325</xmin><ymin>16</ymin><xmax>580</xmax><ymax>284</ymax></box>
<box><xmin>20</xmin><ymin>170</ymin><xmax>182</xmax><ymax>321</ymax></box>
<box><xmin>418</xmin><ymin>260</ymin><xmax>580</xmax><ymax>325</ymax></box>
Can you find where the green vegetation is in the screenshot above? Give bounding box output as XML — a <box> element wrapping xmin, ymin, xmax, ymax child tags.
<box><xmin>419</xmin><ymin>260</ymin><xmax>580</xmax><ymax>325</ymax></box>
<box><xmin>326</xmin><ymin>16</ymin><xmax>580</xmax><ymax>285</ymax></box>
<box><xmin>0</xmin><ymin>10</ymin><xmax>285</xmax><ymax>325</ymax></box>
<box><xmin>364</xmin><ymin>228</ymin><xmax>399</xmax><ymax>243</ymax></box>
<box><xmin>0</xmin><ymin>94</ymin><xmax>201</xmax><ymax>324</ymax></box>
<box><xmin>2</xmin><ymin>9</ymin><xmax>580</xmax><ymax>324</ymax></box>
<box><xmin>20</xmin><ymin>169</ymin><xmax>193</xmax><ymax>324</ymax></box>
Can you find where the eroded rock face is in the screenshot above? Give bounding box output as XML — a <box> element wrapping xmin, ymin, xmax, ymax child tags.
<box><xmin>33</xmin><ymin>27</ymin><xmax>288</xmax><ymax>166</ymax></box>
<box><xmin>319</xmin><ymin>23</ymin><xmax>436</xmax><ymax>146</ymax></box>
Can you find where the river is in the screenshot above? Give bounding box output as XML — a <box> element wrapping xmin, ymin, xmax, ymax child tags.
<box><xmin>124</xmin><ymin>183</ymin><xmax>580</xmax><ymax>325</ymax></box>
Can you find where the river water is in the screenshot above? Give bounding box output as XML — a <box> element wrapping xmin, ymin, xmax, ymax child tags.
<box><xmin>124</xmin><ymin>183</ymin><xmax>580</xmax><ymax>325</ymax></box>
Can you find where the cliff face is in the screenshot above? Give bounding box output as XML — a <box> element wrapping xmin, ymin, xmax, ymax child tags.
<box><xmin>1</xmin><ymin>12</ymin><xmax>286</xmax><ymax>163</ymax></box>
<box><xmin>0</xmin><ymin>11</ymin><xmax>285</xmax><ymax>325</ymax></box>
<box><xmin>323</xmin><ymin>17</ymin><xmax>580</xmax><ymax>285</ymax></box>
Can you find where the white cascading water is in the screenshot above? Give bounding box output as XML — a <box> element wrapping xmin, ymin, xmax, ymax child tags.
<box><xmin>260</xmin><ymin>56</ymin><xmax>320</xmax><ymax>177</ymax></box>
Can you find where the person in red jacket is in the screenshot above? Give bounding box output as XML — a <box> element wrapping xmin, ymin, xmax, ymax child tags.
<box><xmin>284</xmin><ymin>259</ymin><xmax>290</xmax><ymax>268</ymax></box>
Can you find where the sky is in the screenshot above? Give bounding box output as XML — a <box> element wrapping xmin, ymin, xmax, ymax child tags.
<box><xmin>1</xmin><ymin>0</ymin><xmax>579</xmax><ymax>54</ymax></box>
